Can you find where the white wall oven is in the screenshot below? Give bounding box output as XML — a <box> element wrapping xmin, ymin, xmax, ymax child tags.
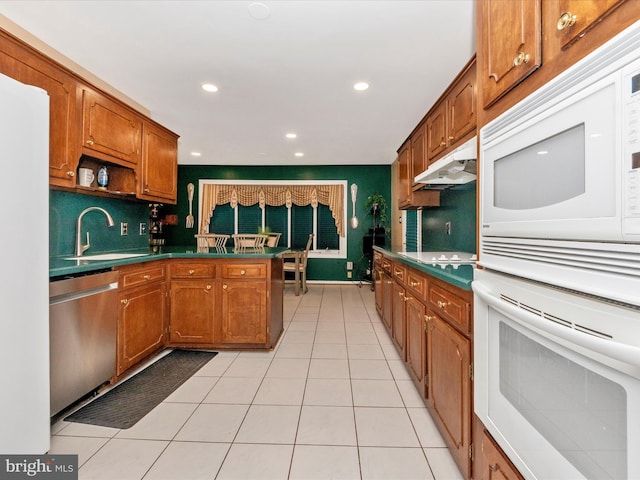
<box><xmin>474</xmin><ymin>269</ymin><xmax>640</xmax><ymax>480</ymax></box>
<box><xmin>479</xmin><ymin>20</ymin><xmax>640</xmax><ymax>306</ymax></box>
<box><xmin>474</xmin><ymin>20</ymin><xmax>640</xmax><ymax>480</ymax></box>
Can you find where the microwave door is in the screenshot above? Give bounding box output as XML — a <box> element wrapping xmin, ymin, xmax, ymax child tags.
<box><xmin>481</xmin><ymin>74</ymin><xmax>619</xmax><ymax>241</ymax></box>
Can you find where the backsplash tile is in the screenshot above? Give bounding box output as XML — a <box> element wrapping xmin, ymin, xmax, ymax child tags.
<box><xmin>49</xmin><ymin>190</ymin><xmax>149</xmax><ymax>257</ymax></box>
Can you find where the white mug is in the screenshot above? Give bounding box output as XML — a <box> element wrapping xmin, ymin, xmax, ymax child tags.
<box><xmin>78</xmin><ymin>168</ymin><xmax>95</xmax><ymax>187</ymax></box>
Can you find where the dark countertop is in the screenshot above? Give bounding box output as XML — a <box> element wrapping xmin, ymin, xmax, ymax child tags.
<box><xmin>373</xmin><ymin>245</ymin><xmax>475</xmax><ymax>290</ymax></box>
<box><xmin>50</xmin><ymin>246</ymin><xmax>290</xmax><ymax>279</ymax></box>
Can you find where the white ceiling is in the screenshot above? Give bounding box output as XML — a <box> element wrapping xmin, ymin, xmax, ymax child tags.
<box><xmin>0</xmin><ymin>1</ymin><xmax>476</xmax><ymax>166</ymax></box>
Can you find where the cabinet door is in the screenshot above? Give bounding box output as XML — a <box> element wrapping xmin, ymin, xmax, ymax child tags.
<box><xmin>391</xmin><ymin>283</ymin><xmax>407</xmax><ymax>359</ymax></box>
<box><xmin>221</xmin><ymin>281</ymin><xmax>267</xmax><ymax>344</ymax></box>
<box><xmin>381</xmin><ymin>272</ymin><xmax>393</xmax><ymax>333</ymax></box>
<box><xmin>427</xmin><ymin>312</ymin><xmax>472</xmax><ymax>478</ymax></box>
<box><xmin>0</xmin><ymin>34</ymin><xmax>78</xmax><ymax>187</ymax></box>
<box><xmin>410</xmin><ymin>124</ymin><xmax>426</xmax><ymax>187</ymax></box>
<box><xmin>139</xmin><ymin>121</ymin><xmax>178</xmax><ymax>203</ymax></box>
<box><xmin>405</xmin><ymin>296</ymin><xmax>426</xmax><ymax>390</ymax></box>
<box><xmin>82</xmin><ymin>89</ymin><xmax>142</xmax><ymax>165</ymax></box>
<box><xmin>426</xmin><ymin>102</ymin><xmax>447</xmax><ymax>162</ymax></box>
<box><xmin>169</xmin><ymin>280</ymin><xmax>215</xmax><ymax>344</ymax></box>
<box><xmin>117</xmin><ymin>282</ymin><xmax>166</xmax><ymax>375</ymax></box>
<box><xmin>478</xmin><ymin>0</ymin><xmax>542</xmax><ymax>108</ymax></box>
<box><xmin>552</xmin><ymin>0</ymin><xmax>626</xmax><ymax>51</ymax></box>
<box><xmin>397</xmin><ymin>143</ymin><xmax>411</xmax><ymax>207</ymax></box>
<box><xmin>374</xmin><ymin>267</ymin><xmax>383</xmax><ymax>315</ymax></box>
<box><xmin>481</xmin><ymin>429</ymin><xmax>525</xmax><ymax>480</ymax></box>
<box><xmin>447</xmin><ymin>61</ymin><xmax>476</xmax><ymax>145</ymax></box>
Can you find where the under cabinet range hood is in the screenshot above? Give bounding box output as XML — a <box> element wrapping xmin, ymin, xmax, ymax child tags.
<box><xmin>415</xmin><ymin>136</ymin><xmax>477</xmax><ymax>186</ymax></box>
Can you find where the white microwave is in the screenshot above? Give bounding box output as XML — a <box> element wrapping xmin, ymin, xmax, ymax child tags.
<box><xmin>479</xmin><ymin>21</ymin><xmax>640</xmax><ymax>305</ymax></box>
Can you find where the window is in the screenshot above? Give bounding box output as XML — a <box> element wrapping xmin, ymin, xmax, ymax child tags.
<box><xmin>403</xmin><ymin>209</ymin><xmax>421</xmax><ymax>252</ymax></box>
<box><xmin>199</xmin><ymin>180</ymin><xmax>347</xmax><ymax>258</ymax></box>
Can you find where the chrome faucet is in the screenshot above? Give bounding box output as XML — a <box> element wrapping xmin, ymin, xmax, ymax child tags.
<box><xmin>75</xmin><ymin>207</ymin><xmax>115</xmax><ymax>256</ymax></box>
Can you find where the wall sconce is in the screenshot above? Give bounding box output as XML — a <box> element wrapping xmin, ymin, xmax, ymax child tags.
<box><xmin>350</xmin><ymin>183</ymin><xmax>358</xmax><ymax>229</ymax></box>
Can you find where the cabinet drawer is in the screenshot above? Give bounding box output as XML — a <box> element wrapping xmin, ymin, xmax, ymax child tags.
<box><xmin>373</xmin><ymin>251</ymin><xmax>382</xmax><ymax>265</ymax></box>
<box><xmin>429</xmin><ymin>284</ymin><xmax>470</xmax><ymax>334</ymax></box>
<box><xmin>119</xmin><ymin>264</ymin><xmax>166</xmax><ymax>288</ymax></box>
<box><xmin>380</xmin><ymin>257</ymin><xmax>392</xmax><ymax>273</ymax></box>
<box><xmin>406</xmin><ymin>270</ymin><xmax>427</xmax><ymax>299</ymax></box>
<box><xmin>220</xmin><ymin>263</ymin><xmax>266</xmax><ymax>279</ymax></box>
<box><xmin>393</xmin><ymin>264</ymin><xmax>406</xmax><ymax>283</ymax></box>
<box><xmin>171</xmin><ymin>263</ymin><xmax>215</xmax><ymax>278</ymax></box>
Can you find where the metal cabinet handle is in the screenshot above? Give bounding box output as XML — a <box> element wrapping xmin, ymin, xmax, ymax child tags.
<box><xmin>189</xmin><ymin>269</ymin><xmax>195</xmax><ymax>275</ymax></box>
<box><xmin>67</xmin><ymin>170</ymin><xmax>75</xmax><ymax>177</ymax></box>
<box><xmin>121</xmin><ymin>299</ymin><xmax>128</xmax><ymax>305</ymax></box>
<box><xmin>557</xmin><ymin>12</ymin><xmax>577</xmax><ymax>30</ymax></box>
<box><xmin>240</xmin><ymin>269</ymin><xmax>246</xmax><ymax>275</ymax></box>
<box><xmin>222</xmin><ymin>284</ymin><xmax>227</xmax><ymax>290</ymax></box>
<box><xmin>86</xmin><ymin>139</ymin><xmax>94</xmax><ymax>146</ymax></box>
<box><xmin>513</xmin><ymin>51</ymin><xmax>530</xmax><ymax>67</ymax></box>
<box><xmin>436</xmin><ymin>300</ymin><xmax>449</xmax><ymax>309</ymax></box>
<box><xmin>206</xmin><ymin>284</ymin><xmax>212</xmax><ymax>290</ymax></box>
<box><xmin>143</xmin><ymin>274</ymin><xmax>151</xmax><ymax>280</ymax></box>
<box><xmin>398</xmin><ymin>291</ymin><xmax>404</xmax><ymax>299</ymax></box>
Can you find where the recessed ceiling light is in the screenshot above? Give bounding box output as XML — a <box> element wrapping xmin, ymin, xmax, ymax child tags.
<box><xmin>285</xmin><ymin>133</ymin><xmax>297</xmax><ymax>139</ymax></box>
<box><xmin>353</xmin><ymin>82</ymin><xmax>370</xmax><ymax>91</ymax></box>
<box><xmin>294</xmin><ymin>152</ymin><xmax>304</xmax><ymax>157</ymax></box>
<box><xmin>191</xmin><ymin>151</ymin><xmax>202</xmax><ymax>157</ymax></box>
<box><xmin>201</xmin><ymin>83</ymin><xmax>218</xmax><ymax>92</ymax></box>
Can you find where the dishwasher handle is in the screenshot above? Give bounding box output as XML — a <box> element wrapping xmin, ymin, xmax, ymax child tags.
<box><xmin>50</xmin><ymin>281</ymin><xmax>118</xmax><ymax>306</ymax></box>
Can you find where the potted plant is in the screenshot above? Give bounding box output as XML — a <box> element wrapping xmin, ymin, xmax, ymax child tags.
<box><xmin>364</xmin><ymin>192</ymin><xmax>388</xmax><ymax>232</ymax></box>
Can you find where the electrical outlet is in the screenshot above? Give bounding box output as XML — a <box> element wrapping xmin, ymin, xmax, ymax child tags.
<box><xmin>445</xmin><ymin>221</ymin><xmax>452</xmax><ymax>235</ymax></box>
<box><xmin>139</xmin><ymin>223</ymin><xmax>147</xmax><ymax>235</ymax></box>
<box><xmin>120</xmin><ymin>222</ymin><xmax>128</xmax><ymax>236</ymax></box>
<box><xmin>347</xmin><ymin>271</ymin><xmax>352</xmax><ymax>279</ymax></box>
<box><xmin>346</xmin><ymin>261</ymin><xmax>353</xmax><ymax>270</ymax></box>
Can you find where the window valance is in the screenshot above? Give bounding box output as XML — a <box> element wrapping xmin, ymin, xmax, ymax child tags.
<box><xmin>200</xmin><ymin>183</ymin><xmax>345</xmax><ymax>236</ymax></box>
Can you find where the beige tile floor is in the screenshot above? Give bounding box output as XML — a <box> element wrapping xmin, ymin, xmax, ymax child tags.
<box><xmin>50</xmin><ymin>284</ymin><xmax>463</xmax><ymax>480</ymax></box>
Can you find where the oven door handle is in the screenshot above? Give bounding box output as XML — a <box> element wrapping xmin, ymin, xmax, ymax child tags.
<box><xmin>473</xmin><ymin>280</ymin><xmax>640</xmax><ymax>368</ymax></box>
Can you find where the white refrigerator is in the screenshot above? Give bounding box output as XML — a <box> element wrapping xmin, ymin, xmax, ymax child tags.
<box><xmin>0</xmin><ymin>72</ymin><xmax>50</xmax><ymax>453</ymax></box>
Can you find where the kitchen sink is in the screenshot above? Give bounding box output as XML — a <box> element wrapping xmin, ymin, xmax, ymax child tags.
<box><xmin>65</xmin><ymin>253</ymin><xmax>149</xmax><ymax>261</ymax></box>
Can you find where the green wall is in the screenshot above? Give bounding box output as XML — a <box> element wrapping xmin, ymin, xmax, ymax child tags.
<box><xmin>163</xmin><ymin>164</ymin><xmax>392</xmax><ymax>282</ymax></box>
<box><xmin>50</xmin><ymin>190</ymin><xmax>149</xmax><ymax>257</ymax></box>
<box><xmin>420</xmin><ymin>182</ymin><xmax>476</xmax><ymax>252</ymax></box>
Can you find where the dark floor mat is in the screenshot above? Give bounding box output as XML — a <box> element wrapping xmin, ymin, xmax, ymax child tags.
<box><xmin>64</xmin><ymin>349</ymin><xmax>217</xmax><ymax>429</ymax></box>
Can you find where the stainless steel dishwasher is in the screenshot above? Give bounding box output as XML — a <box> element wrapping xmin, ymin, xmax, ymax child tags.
<box><xmin>49</xmin><ymin>269</ymin><xmax>119</xmax><ymax>416</ymax></box>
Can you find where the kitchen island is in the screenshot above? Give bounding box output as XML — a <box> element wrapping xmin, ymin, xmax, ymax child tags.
<box><xmin>50</xmin><ymin>246</ymin><xmax>287</xmax><ymax>378</ymax></box>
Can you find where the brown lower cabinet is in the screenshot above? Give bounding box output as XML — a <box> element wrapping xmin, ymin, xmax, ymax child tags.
<box><xmin>473</xmin><ymin>415</ymin><xmax>525</xmax><ymax>480</ymax></box>
<box><xmin>373</xmin><ymin>249</ymin><xmax>481</xmax><ymax>480</ymax></box>
<box><xmin>114</xmin><ymin>256</ymin><xmax>283</xmax><ymax>378</ymax></box>
<box><xmin>116</xmin><ymin>261</ymin><xmax>167</xmax><ymax>376</ymax></box>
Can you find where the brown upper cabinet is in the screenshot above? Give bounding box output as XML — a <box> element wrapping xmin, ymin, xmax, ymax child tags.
<box><xmin>426</xmin><ymin>58</ymin><xmax>477</xmax><ymax>164</ymax></box>
<box><xmin>82</xmin><ymin>89</ymin><xmax>142</xmax><ymax>166</ymax></box>
<box><xmin>0</xmin><ymin>28</ymin><xmax>179</xmax><ymax>204</ymax></box>
<box><xmin>396</xmin><ymin>55</ymin><xmax>475</xmax><ymax>210</ymax></box>
<box><xmin>478</xmin><ymin>0</ymin><xmax>640</xmax><ymax>125</ymax></box>
<box><xmin>139</xmin><ymin>121</ymin><xmax>179</xmax><ymax>202</ymax></box>
<box><xmin>550</xmin><ymin>0</ymin><xmax>628</xmax><ymax>52</ymax></box>
<box><xmin>477</xmin><ymin>0</ymin><xmax>542</xmax><ymax>109</ymax></box>
<box><xmin>0</xmin><ymin>30</ymin><xmax>79</xmax><ymax>188</ymax></box>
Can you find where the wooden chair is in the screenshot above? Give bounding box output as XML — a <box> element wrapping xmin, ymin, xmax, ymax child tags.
<box><xmin>282</xmin><ymin>233</ymin><xmax>313</xmax><ymax>295</ymax></box>
<box><xmin>266</xmin><ymin>232</ymin><xmax>282</xmax><ymax>247</ymax></box>
<box><xmin>195</xmin><ymin>233</ymin><xmax>229</xmax><ymax>252</ymax></box>
<box><xmin>232</xmin><ymin>233</ymin><xmax>268</xmax><ymax>251</ymax></box>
